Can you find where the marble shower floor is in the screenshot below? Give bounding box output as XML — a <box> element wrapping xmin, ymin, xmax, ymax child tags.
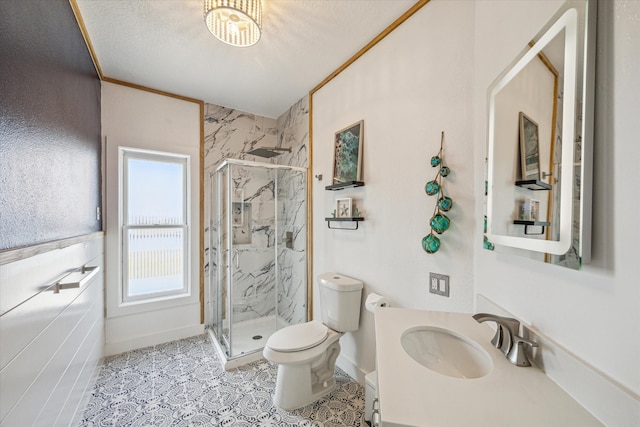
<box><xmin>224</xmin><ymin>315</ymin><xmax>278</xmax><ymax>356</ymax></box>
<box><xmin>80</xmin><ymin>334</ymin><xmax>366</xmax><ymax>426</ymax></box>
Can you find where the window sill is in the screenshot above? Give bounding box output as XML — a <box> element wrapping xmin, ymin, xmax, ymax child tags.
<box><xmin>107</xmin><ymin>289</ymin><xmax>198</xmax><ymax>319</ymax></box>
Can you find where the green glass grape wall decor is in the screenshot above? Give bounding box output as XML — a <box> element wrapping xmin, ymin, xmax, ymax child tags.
<box><xmin>423</xmin><ymin>131</ymin><xmax>453</xmax><ymax>254</ymax></box>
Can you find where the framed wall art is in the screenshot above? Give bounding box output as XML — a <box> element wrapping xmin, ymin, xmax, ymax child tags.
<box><xmin>333</xmin><ymin>120</ymin><xmax>364</xmax><ymax>184</ymax></box>
<box><xmin>336</xmin><ymin>198</ymin><xmax>352</xmax><ymax>218</ymax></box>
<box><xmin>519</xmin><ymin>112</ymin><xmax>541</xmax><ymax>180</ymax></box>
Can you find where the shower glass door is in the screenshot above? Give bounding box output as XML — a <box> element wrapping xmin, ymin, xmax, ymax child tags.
<box><xmin>221</xmin><ymin>162</ymin><xmax>278</xmax><ymax>358</ymax></box>
<box><xmin>213</xmin><ymin>159</ymin><xmax>307</xmax><ymax>360</ymax></box>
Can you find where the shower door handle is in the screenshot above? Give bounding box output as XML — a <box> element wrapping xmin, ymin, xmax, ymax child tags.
<box><xmin>233</xmin><ymin>249</ymin><xmax>240</xmax><ymax>269</ymax></box>
<box><xmin>222</xmin><ymin>249</ymin><xmax>230</xmax><ymax>269</ymax></box>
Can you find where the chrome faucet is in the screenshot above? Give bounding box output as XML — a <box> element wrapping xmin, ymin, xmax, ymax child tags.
<box><xmin>472</xmin><ymin>313</ymin><xmax>538</xmax><ymax>367</ymax></box>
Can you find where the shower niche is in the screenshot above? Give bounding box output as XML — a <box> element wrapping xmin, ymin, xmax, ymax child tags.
<box><xmin>209</xmin><ymin>159</ymin><xmax>307</xmax><ymax>368</ymax></box>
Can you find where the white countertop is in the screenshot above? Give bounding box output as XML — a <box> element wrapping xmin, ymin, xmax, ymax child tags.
<box><xmin>374</xmin><ymin>308</ymin><xmax>603</xmax><ymax>427</ymax></box>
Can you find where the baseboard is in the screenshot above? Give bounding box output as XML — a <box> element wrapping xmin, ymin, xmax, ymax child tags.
<box><xmin>104</xmin><ymin>324</ymin><xmax>205</xmax><ymax>357</ymax></box>
<box><xmin>476</xmin><ymin>294</ymin><xmax>640</xmax><ymax>427</ymax></box>
<box><xmin>70</xmin><ymin>337</ymin><xmax>104</xmax><ymax>427</ymax></box>
<box><xmin>337</xmin><ymin>353</ymin><xmax>367</xmax><ymax>385</ymax></box>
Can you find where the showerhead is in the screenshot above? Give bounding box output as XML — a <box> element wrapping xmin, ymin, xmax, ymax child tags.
<box><xmin>246</xmin><ymin>147</ymin><xmax>292</xmax><ymax>158</ymax></box>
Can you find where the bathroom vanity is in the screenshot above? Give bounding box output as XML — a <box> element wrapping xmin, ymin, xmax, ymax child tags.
<box><xmin>373</xmin><ymin>308</ymin><xmax>602</xmax><ymax>426</ymax></box>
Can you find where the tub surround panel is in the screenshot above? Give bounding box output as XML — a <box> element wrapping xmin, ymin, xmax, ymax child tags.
<box><xmin>0</xmin><ymin>0</ymin><xmax>101</xmax><ymax>250</ymax></box>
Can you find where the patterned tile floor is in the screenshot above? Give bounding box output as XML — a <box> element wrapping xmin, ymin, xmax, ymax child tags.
<box><xmin>81</xmin><ymin>334</ymin><xmax>366</xmax><ymax>426</ymax></box>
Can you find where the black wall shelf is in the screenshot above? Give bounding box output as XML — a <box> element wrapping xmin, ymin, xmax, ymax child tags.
<box><xmin>325</xmin><ymin>181</ymin><xmax>365</xmax><ymax>191</ymax></box>
<box><xmin>325</xmin><ymin>217</ymin><xmax>364</xmax><ymax>230</ymax></box>
<box><xmin>515</xmin><ymin>180</ymin><xmax>552</xmax><ymax>191</ymax></box>
<box><xmin>513</xmin><ymin>220</ymin><xmax>551</xmax><ymax>235</ymax></box>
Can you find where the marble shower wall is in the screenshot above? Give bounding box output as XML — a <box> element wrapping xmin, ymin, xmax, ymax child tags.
<box><xmin>204</xmin><ymin>96</ymin><xmax>309</xmax><ymax>330</ymax></box>
<box><xmin>204</xmin><ymin>104</ymin><xmax>276</xmax><ymax>329</ymax></box>
<box><xmin>275</xmin><ymin>95</ymin><xmax>309</xmax><ymax>326</ymax></box>
<box><xmin>276</xmin><ymin>168</ymin><xmax>307</xmax><ymax>326</ymax></box>
<box><xmin>227</xmin><ymin>164</ymin><xmax>278</xmax><ymax>325</ymax></box>
<box><xmin>276</xmin><ymin>95</ymin><xmax>309</xmax><ymax>169</ymax></box>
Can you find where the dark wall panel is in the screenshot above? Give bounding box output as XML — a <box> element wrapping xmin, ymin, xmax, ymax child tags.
<box><xmin>0</xmin><ymin>0</ymin><xmax>102</xmax><ymax>250</ymax></box>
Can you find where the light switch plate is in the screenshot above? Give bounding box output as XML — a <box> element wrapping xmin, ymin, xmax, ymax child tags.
<box><xmin>429</xmin><ymin>273</ymin><xmax>449</xmax><ymax>297</ymax></box>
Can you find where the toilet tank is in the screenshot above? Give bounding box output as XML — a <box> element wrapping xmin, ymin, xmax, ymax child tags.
<box><xmin>318</xmin><ymin>273</ymin><xmax>363</xmax><ymax>332</ymax></box>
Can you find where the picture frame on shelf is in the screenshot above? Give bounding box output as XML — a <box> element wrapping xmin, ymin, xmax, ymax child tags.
<box><xmin>530</xmin><ymin>198</ymin><xmax>540</xmax><ymax>221</ymax></box>
<box><xmin>333</xmin><ymin>120</ymin><xmax>364</xmax><ymax>184</ymax></box>
<box><xmin>336</xmin><ymin>197</ymin><xmax>352</xmax><ymax>218</ymax></box>
<box><xmin>519</xmin><ymin>112</ymin><xmax>540</xmax><ymax>181</ymax></box>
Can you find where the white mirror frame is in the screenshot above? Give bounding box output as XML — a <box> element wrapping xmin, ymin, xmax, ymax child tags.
<box><xmin>486</xmin><ymin>1</ymin><xmax>595</xmax><ymax>261</ymax></box>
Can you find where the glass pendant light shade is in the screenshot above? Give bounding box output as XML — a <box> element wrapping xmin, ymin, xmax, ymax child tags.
<box><xmin>204</xmin><ymin>0</ymin><xmax>262</xmax><ymax>47</ymax></box>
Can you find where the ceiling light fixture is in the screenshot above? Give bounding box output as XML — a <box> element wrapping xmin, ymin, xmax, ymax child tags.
<box><xmin>203</xmin><ymin>0</ymin><xmax>262</xmax><ymax>47</ymax></box>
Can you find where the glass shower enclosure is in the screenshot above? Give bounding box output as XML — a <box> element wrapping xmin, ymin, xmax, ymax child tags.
<box><xmin>209</xmin><ymin>159</ymin><xmax>307</xmax><ymax>368</ymax></box>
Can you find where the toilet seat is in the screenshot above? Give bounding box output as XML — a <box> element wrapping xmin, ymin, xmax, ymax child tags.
<box><xmin>266</xmin><ymin>320</ymin><xmax>328</xmax><ymax>352</ymax></box>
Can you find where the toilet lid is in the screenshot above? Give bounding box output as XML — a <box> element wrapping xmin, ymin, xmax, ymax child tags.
<box><xmin>267</xmin><ymin>320</ymin><xmax>328</xmax><ymax>352</ymax></box>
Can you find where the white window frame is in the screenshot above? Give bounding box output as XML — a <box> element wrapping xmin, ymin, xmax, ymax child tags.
<box><xmin>119</xmin><ymin>147</ymin><xmax>191</xmax><ymax>305</ymax></box>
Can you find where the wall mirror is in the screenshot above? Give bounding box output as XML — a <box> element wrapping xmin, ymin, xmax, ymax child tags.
<box><xmin>484</xmin><ymin>0</ymin><xmax>596</xmax><ymax>269</ymax></box>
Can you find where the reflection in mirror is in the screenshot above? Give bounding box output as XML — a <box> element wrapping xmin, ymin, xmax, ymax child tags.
<box><xmin>485</xmin><ymin>0</ymin><xmax>596</xmax><ymax>269</ymax></box>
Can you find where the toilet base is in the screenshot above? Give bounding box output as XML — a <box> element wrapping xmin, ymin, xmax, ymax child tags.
<box><xmin>272</xmin><ymin>341</ymin><xmax>341</xmax><ymax>410</ymax></box>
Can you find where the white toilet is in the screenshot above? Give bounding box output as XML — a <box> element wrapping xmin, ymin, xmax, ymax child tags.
<box><xmin>263</xmin><ymin>272</ymin><xmax>363</xmax><ymax>410</ymax></box>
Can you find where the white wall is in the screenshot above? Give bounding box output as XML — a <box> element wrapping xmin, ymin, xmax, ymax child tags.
<box><xmin>0</xmin><ymin>236</ymin><xmax>104</xmax><ymax>426</ymax></box>
<box><xmin>312</xmin><ymin>0</ymin><xmax>476</xmax><ymax>380</ymax></box>
<box><xmin>102</xmin><ymin>82</ymin><xmax>203</xmax><ymax>355</ymax></box>
<box><xmin>474</xmin><ymin>0</ymin><xmax>640</xmax><ymax>406</ymax></box>
<box><xmin>312</xmin><ymin>0</ymin><xmax>639</xmax><ymax>423</ymax></box>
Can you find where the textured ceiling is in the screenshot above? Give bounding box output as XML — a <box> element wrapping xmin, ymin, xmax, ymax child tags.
<box><xmin>75</xmin><ymin>0</ymin><xmax>418</xmax><ymax>118</ymax></box>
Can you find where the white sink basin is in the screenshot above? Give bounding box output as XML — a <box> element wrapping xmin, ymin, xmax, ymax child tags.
<box><xmin>401</xmin><ymin>326</ymin><xmax>492</xmax><ymax>379</ymax></box>
<box><xmin>376</xmin><ymin>309</ymin><xmax>602</xmax><ymax>427</ymax></box>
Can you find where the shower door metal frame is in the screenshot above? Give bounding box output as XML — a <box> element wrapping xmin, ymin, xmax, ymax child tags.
<box><xmin>214</xmin><ymin>158</ymin><xmax>307</xmax><ymax>360</ymax></box>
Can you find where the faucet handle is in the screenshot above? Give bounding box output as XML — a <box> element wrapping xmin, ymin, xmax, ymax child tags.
<box><xmin>507</xmin><ymin>335</ymin><xmax>538</xmax><ymax>367</ymax></box>
<box><xmin>489</xmin><ymin>324</ymin><xmax>505</xmax><ymax>349</ymax></box>
<box><xmin>472</xmin><ymin>313</ymin><xmax>521</xmax><ymax>355</ymax></box>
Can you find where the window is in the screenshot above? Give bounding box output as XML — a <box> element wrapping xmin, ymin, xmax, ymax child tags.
<box><xmin>120</xmin><ymin>148</ymin><xmax>190</xmax><ymax>303</ymax></box>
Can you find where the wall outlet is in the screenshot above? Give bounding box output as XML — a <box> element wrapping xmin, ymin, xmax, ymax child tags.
<box><xmin>429</xmin><ymin>273</ymin><xmax>449</xmax><ymax>297</ymax></box>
